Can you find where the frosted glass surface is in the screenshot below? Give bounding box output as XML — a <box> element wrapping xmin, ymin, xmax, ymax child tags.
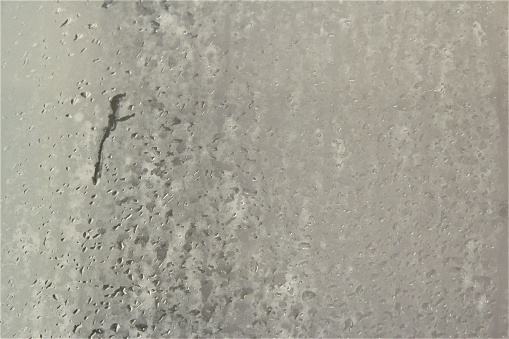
<box><xmin>1</xmin><ymin>1</ymin><xmax>508</xmax><ymax>337</ymax></box>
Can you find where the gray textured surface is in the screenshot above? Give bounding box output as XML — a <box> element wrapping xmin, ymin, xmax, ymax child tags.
<box><xmin>1</xmin><ymin>1</ymin><xmax>508</xmax><ymax>337</ymax></box>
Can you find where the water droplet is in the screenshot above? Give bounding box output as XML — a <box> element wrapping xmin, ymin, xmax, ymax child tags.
<box><xmin>302</xmin><ymin>290</ymin><xmax>316</xmax><ymax>301</ymax></box>
<box><xmin>298</xmin><ymin>242</ymin><xmax>311</xmax><ymax>249</ymax></box>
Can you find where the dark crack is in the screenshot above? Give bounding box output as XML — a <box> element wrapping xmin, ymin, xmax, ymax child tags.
<box><xmin>92</xmin><ymin>93</ymin><xmax>135</xmax><ymax>185</ymax></box>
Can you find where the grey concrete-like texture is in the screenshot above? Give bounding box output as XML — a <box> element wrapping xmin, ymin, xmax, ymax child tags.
<box><xmin>1</xmin><ymin>1</ymin><xmax>508</xmax><ymax>337</ymax></box>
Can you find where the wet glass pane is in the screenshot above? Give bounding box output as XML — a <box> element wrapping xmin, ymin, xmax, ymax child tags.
<box><xmin>1</xmin><ymin>1</ymin><xmax>508</xmax><ymax>337</ymax></box>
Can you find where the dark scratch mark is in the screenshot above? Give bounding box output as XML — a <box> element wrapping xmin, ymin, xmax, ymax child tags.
<box><xmin>92</xmin><ymin>93</ymin><xmax>135</xmax><ymax>185</ymax></box>
<box><xmin>60</xmin><ymin>19</ymin><xmax>70</xmax><ymax>28</ymax></box>
<box><xmin>102</xmin><ymin>0</ymin><xmax>114</xmax><ymax>9</ymax></box>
